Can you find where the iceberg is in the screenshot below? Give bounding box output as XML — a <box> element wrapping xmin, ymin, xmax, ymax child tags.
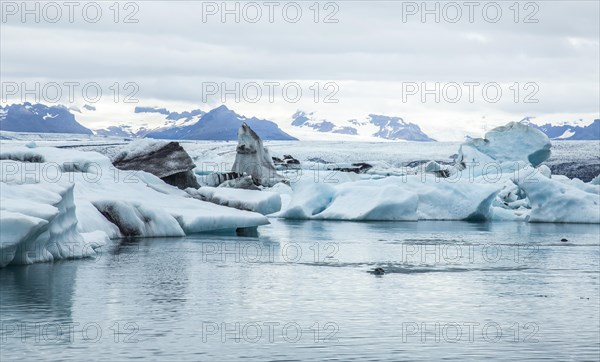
<box><xmin>457</xmin><ymin>122</ymin><xmax>552</xmax><ymax>170</ymax></box>
<box><xmin>513</xmin><ymin>167</ymin><xmax>600</xmax><ymax>223</ymax></box>
<box><xmin>232</xmin><ymin>123</ymin><xmax>284</xmax><ymax>187</ymax></box>
<box><xmin>218</xmin><ymin>175</ymin><xmax>260</xmax><ymax>190</ymax></box>
<box><xmin>186</xmin><ymin>187</ymin><xmax>282</xmax><ymax>215</ymax></box>
<box><xmin>112</xmin><ymin>139</ymin><xmax>200</xmax><ymax>189</ymax></box>
<box><xmin>275</xmin><ymin>182</ymin><xmax>336</xmax><ymax>219</ymax></box>
<box><xmin>0</xmin><ymin>180</ymin><xmax>105</xmax><ymax>267</ymax></box>
<box><xmin>274</xmin><ymin>122</ymin><xmax>562</xmax><ymax>222</ymax></box>
<box><xmin>0</xmin><ymin>145</ymin><xmax>270</xmax><ymax>264</ymax></box>
<box><xmin>276</xmin><ymin>176</ymin><xmax>499</xmax><ymax>221</ymax></box>
<box><xmin>424</xmin><ymin>160</ymin><xmax>452</xmax><ymax>178</ymax></box>
<box><xmin>311</xmin><ymin>184</ymin><xmax>418</xmax><ymax>221</ymax></box>
<box><xmin>202</xmin><ymin>172</ymin><xmax>243</xmax><ymax>187</ymax></box>
<box><xmin>552</xmin><ymin>175</ymin><xmax>600</xmax><ymax>195</ymax></box>
<box><xmin>272</xmin><ymin>154</ymin><xmax>301</xmax><ymax>170</ymax></box>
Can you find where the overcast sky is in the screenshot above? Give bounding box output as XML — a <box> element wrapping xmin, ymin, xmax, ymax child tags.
<box><xmin>1</xmin><ymin>0</ymin><xmax>599</xmax><ymax>140</ymax></box>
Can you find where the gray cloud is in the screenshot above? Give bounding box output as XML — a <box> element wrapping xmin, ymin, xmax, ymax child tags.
<box><xmin>1</xmin><ymin>0</ymin><xmax>598</xmax><ymax>140</ymax></box>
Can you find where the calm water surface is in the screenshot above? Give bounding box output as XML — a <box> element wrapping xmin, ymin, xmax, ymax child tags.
<box><xmin>1</xmin><ymin>220</ymin><xmax>599</xmax><ymax>361</ymax></box>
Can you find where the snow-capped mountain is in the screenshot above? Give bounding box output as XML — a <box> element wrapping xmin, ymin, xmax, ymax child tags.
<box><xmin>93</xmin><ymin>106</ymin><xmax>206</xmax><ymax>138</ymax></box>
<box><xmin>291</xmin><ymin>111</ymin><xmax>358</xmax><ymax>135</ymax></box>
<box><xmin>523</xmin><ymin>118</ymin><xmax>600</xmax><ymax>140</ymax></box>
<box><xmin>0</xmin><ymin>103</ymin><xmax>295</xmax><ymax>141</ymax></box>
<box><xmin>291</xmin><ymin>111</ymin><xmax>435</xmax><ymax>141</ymax></box>
<box><xmin>145</xmin><ymin>105</ymin><xmax>297</xmax><ymax>141</ymax></box>
<box><xmin>0</xmin><ymin>102</ymin><xmax>93</xmax><ymax>134</ymax></box>
<box><xmin>94</xmin><ymin>125</ymin><xmax>152</xmax><ymax>138</ymax></box>
<box><xmin>135</xmin><ymin>106</ymin><xmax>205</xmax><ymax>128</ymax></box>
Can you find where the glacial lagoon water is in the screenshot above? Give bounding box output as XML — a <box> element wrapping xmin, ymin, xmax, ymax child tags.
<box><xmin>1</xmin><ymin>220</ymin><xmax>599</xmax><ymax>361</ymax></box>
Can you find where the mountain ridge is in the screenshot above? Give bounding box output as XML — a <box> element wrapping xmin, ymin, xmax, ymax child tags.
<box><xmin>525</xmin><ymin>119</ymin><xmax>600</xmax><ymax>141</ymax></box>
<box><xmin>0</xmin><ymin>102</ymin><xmax>93</xmax><ymax>135</ymax></box>
<box><xmin>290</xmin><ymin>111</ymin><xmax>436</xmax><ymax>141</ymax></box>
<box><xmin>2</xmin><ymin>103</ymin><xmax>598</xmax><ymax>141</ymax></box>
<box><xmin>143</xmin><ymin>105</ymin><xmax>297</xmax><ymax>141</ymax></box>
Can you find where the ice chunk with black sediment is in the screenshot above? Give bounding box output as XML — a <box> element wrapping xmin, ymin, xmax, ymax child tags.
<box><xmin>232</xmin><ymin>123</ymin><xmax>284</xmax><ymax>187</ymax></box>
<box><xmin>112</xmin><ymin>139</ymin><xmax>200</xmax><ymax>189</ymax></box>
